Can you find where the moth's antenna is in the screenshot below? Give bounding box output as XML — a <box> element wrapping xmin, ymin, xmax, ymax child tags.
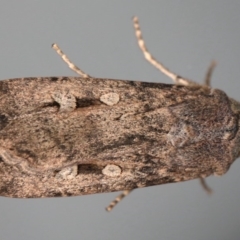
<box><xmin>52</xmin><ymin>43</ymin><xmax>91</xmax><ymax>78</ymax></box>
<box><xmin>133</xmin><ymin>16</ymin><xmax>196</xmax><ymax>86</ymax></box>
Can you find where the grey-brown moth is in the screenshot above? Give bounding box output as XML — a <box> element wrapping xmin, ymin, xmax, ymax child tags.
<box><xmin>0</xmin><ymin>17</ymin><xmax>239</xmax><ymax>211</ymax></box>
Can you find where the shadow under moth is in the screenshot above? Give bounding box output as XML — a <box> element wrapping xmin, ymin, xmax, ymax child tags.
<box><xmin>0</xmin><ymin>17</ymin><xmax>239</xmax><ymax>211</ymax></box>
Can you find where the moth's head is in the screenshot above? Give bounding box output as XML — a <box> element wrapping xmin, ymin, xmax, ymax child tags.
<box><xmin>228</xmin><ymin>98</ymin><xmax>240</xmax><ymax>161</ymax></box>
<box><xmin>230</xmin><ymin>98</ymin><xmax>240</xmax><ymax>113</ymax></box>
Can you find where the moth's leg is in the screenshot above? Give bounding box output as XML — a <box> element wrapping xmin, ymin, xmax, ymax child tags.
<box><xmin>203</xmin><ymin>61</ymin><xmax>216</xmax><ymax>87</ymax></box>
<box><xmin>52</xmin><ymin>43</ymin><xmax>91</xmax><ymax>78</ymax></box>
<box><xmin>106</xmin><ymin>190</ymin><xmax>133</xmax><ymax>212</ymax></box>
<box><xmin>0</xmin><ymin>148</ymin><xmax>41</xmax><ymax>175</ymax></box>
<box><xmin>199</xmin><ymin>177</ymin><xmax>212</xmax><ymax>194</ymax></box>
<box><xmin>133</xmin><ymin>16</ymin><xmax>197</xmax><ymax>86</ymax></box>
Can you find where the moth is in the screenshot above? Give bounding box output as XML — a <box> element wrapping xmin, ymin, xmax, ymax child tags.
<box><xmin>0</xmin><ymin>17</ymin><xmax>239</xmax><ymax>211</ymax></box>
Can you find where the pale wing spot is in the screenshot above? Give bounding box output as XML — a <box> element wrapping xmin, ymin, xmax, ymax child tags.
<box><xmin>102</xmin><ymin>164</ymin><xmax>122</xmax><ymax>177</ymax></box>
<box><xmin>100</xmin><ymin>93</ymin><xmax>120</xmax><ymax>106</ymax></box>
<box><xmin>52</xmin><ymin>91</ymin><xmax>76</xmax><ymax>112</ymax></box>
<box><xmin>56</xmin><ymin>165</ymin><xmax>78</xmax><ymax>179</ymax></box>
